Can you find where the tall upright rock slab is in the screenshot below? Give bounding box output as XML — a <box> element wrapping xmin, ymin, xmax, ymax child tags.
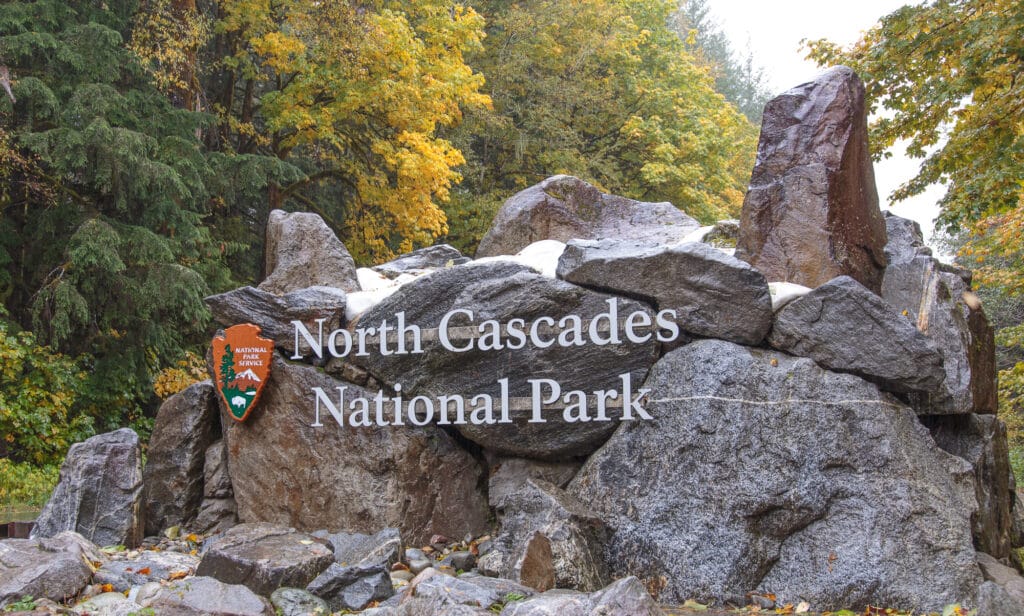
<box><xmin>736</xmin><ymin>66</ymin><xmax>888</xmax><ymax>292</ymax></box>
<box><xmin>143</xmin><ymin>381</ymin><xmax>220</xmax><ymax>535</ymax></box>
<box><xmin>31</xmin><ymin>429</ymin><xmax>144</xmax><ymax>548</ymax></box>
<box><xmin>260</xmin><ymin>210</ymin><xmax>360</xmax><ymax>294</ymax></box>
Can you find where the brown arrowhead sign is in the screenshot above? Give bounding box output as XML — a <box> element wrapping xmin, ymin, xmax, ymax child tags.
<box><xmin>212</xmin><ymin>324</ymin><xmax>274</xmax><ymax>422</ymax></box>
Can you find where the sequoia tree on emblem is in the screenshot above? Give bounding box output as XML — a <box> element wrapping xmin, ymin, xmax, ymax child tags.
<box><xmin>212</xmin><ymin>324</ymin><xmax>274</xmax><ymax>422</ymax></box>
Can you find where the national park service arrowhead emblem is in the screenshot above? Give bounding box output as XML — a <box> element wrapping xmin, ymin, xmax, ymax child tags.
<box><xmin>212</xmin><ymin>324</ymin><xmax>274</xmax><ymax>422</ymax></box>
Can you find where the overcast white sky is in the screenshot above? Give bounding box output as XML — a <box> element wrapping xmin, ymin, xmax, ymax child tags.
<box><xmin>708</xmin><ymin>0</ymin><xmax>946</xmax><ymax>247</ymax></box>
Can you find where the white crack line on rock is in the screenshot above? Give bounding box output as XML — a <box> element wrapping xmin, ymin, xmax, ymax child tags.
<box><xmin>647</xmin><ymin>395</ymin><xmax>906</xmax><ymax>410</ymax></box>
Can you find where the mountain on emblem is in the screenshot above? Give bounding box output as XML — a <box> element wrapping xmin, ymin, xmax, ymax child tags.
<box><xmin>212</xmin><ymin>324</ymin><xmax>274</xmax><ymax>423</ymax></box>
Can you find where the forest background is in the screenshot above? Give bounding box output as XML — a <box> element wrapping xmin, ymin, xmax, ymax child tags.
<box><xmin>0</xmin><ymin>0</ymin><xmax>1020</xmax><ymax>518</ymax></box>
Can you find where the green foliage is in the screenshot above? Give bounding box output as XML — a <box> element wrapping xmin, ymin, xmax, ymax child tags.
<box><xmin>671</xmin><ymin>0</ymin><xmax>773</xmax><ymax>122</ymax></box>
<box><xmin>445</xmin><ymin>0</ymin><xmax>757</xmax><ymax>253</ymax></box>
<box><xmin>3</xmin><ymin>596</ymin><xmax>37</xmax><ymax>612</ymax></box>
<box><xmin>0</xmin><ymin>458</ymin><xmax>59</xmax><ymax>510</ymax></box>
<box><xmin>0</xmin><ymin>312</ymin><xmax>91</xmax><ymax>465</ymax></box>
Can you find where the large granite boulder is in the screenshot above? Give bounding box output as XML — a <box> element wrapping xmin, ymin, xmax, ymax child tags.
<box><xmin>557</xmin><ymin>239</ymin><xmax>772</xmax><ymax>345</ymax></box>
<box><xmin>195</xmin><ymin>523</ymin><xmax>335</xmax><ymax>596</ymax></box>
<box><xmin>768</xmin><ymin>276</ymin><xmax>946</xmax><ymax>395</ymax></box>
<box><xmin>260</xmin><ymin>209</ymin><xmax>359</xmax><ymax>295</ymax></box>
<box><xmin>922</xmin><ymin>414</ymin><xmax>1013</xmax><ymax>559</ymax></box>
<box><xmin>976</xmin><ymin>581</ymin><xmax>1024</xmax><ymax>616</ymax></box>
<box><xmin>476</xmin><ymin>175</ymin><xmax>700</xmax><ymax>258</ymax></box>
<box><xmin>736</xmin><ymin>67</ymin><xmax>888</xmax><ymax>293</ymax></box>
<box><xmin>205</xmin><ymin>286</ymin><xmax>348</xmax><ymax>358</ymax></box>
<box><xmin>569</xmin><ymin>339</ymin><xmax>982</xmax><ymax>610</ymax></box>
<box><xmin>882</xmin><ymin>254</ymin><xmax>997</xmax><ymax>414</ymax></box>
<box><xmin>0</xmin><ymin>532</ymin><xmax>101</xmax><ymax>607</ymax></box>
<box><xmin>143</xmin><ymin>381</ymin><xmax>220</xmax><ymax>535</ymax></box>
<box><xmin>349</xmin><ymin>262</ymin><xmax>660</xmax><ymax>459</ymax></box>
<box><xmin>148</xmin><ymin>576</ymin><xmax>274</xmax><ymax>615</ymax></box>
<box><xmin>500</xmin><ymin>576</ymin><xmax>663</xmax><ymax>616</ymax></box>
<box><xmin>222</xmin><ymin>356</ymin><xmax>490</xmax><ymax>545</ymax></box>
<box><xmin>312</xmin><ymin>527</ymin><xmax>403</xmax><ymax>569</ymax></box>
<box><xmin>32</xmin><ymin>428</ymin><xmax>144</xmax><ymax>548</ymax></box>
<box><xmin>306</xmin><ymin>561</ymin><xmax>393</xmax><ymax>611</ymax></box>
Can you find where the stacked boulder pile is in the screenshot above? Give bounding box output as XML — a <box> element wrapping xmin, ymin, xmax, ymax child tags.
<box><xmin>4</xmin><ymin>66</ymin><xmax>1023</xmax><ymax>615</ymax></box>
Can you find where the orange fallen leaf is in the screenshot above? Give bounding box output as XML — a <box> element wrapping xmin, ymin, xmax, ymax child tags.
<box><xmin>136</xmin><ymin>567</ymin><xmax>151</xmax><ymax>575</ymax></box>
<box><xmin>101</xmin><ymin>583</ymin><xmax>114</xmax><ymax>593</ymax></box>
<box><xmin>168</xmin><ymin>571</ymin><xmax>189</xmax><ymax>581</ymax></box>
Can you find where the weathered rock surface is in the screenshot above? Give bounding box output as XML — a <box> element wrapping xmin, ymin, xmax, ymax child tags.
<box><xmin>312</xmin><ymin>527</ymin><xmax>403</xmax><ymax>568</ymax></box>
<box><xmin>223</xmin><ymin>356</ymin><xmax>490</xmax><ymax>545</ymax></box>
<box><xmin>72</xmin><ymin>592</ymin><xmax>143</xmax><ymax>616</ymax></box>
<box><xmin>557</xmin><ymin>239</ymin><xmax>772</xmax><ymax>345</ymax></box>
<box><xmin>923</xmin><ymin>415</ymin><xmax>1013</xmax><ymax>559</ymax></box>
<box><xmin>977</xmin><ymin>552</ymin><xmax>1024</xmax><ymax>604</ymax></box>
<box><xmin>489</xmin><ymin>458</ymin><xmax>580</xmax><ymax>509</ymax></box>
<box><xmin>500</xmin><ymin>576</ymin><xmax>663</xmax><ymax>616</ymax></box>
<box><xmin>260</xmin><ymin>209</ymin><xmax>359</xmax><ymax>295</ymax></box>
<box><xmin>32</xmin><ymin>428</ymin><xmax>144</xmax><ymax>548</ymax></box>
<box><xmin>194</xmin><ymin>496</ymin><xmax>239</xmax><ymax>535</ymax></box>
<box><xmin>476</xmin><ymin>175</ymin><xmax>700</xmax><ymax>258</ymax></box>
<box><xmin>195</xmin><ymin>523</ymin><xmax>335</xmax><ymax>596</ymax></box>
<box><xmin>148</xmin><ymin>576</ymin><xmax>274</xmax><ymax>615</ymax></box>
<box><xmin>882</xmin><ymin>254</ymin><xmax>997</xmax><ymax>414</ymax></box>
<box><xmin>271</xmin><ymin>587</ymin><xmax>330</xmax><ymax>616</ymax></box>
<box><xmin>736</xmin><ymin>66</ymin><xmax>888</xmax><ymax>292</ymax></box>
<box><xmin>144</xmin><ymin>381</ymin><xmax>220</xmax><ymax>536</ymax></box>
<box><xmin>0</xmin><ymin>532</ymin><xmax>100</xmax><ymax>607</ymax></box>
<box><xmin>374</xmin><ymin>245</ymin><xmax>470</xmax><ymax>278</ymax></box>
<box><xmin>306</xmin><ymin>562</ymin><xmax>393</xmax><ymax>611</ymax></box>
<box><xmin>569</xmin><ymin>339</ymin><xmax>982</xmax><ymax>610</ymax></box>
<box><xmin>205</xmin><ymin>285</ymin><xmax>348</xmax><ymax>357</ymax></box>
<box><xmin>768</xmin><ymin>276</ymin><xmax>946</xmax><ymax>395</ymax></box>
<box><xmin>350</xmin><ymin>262</ymin><xmax>660</xmax><ymax>459</ymax></box>
<box><xmin>882</xmin><ymin>212</ymin><xmax>931</xmax><ymax>265</ymax></box>
<box><xmin>976</xmin><ymin>581</ymin><xmax>1024</xmax><ymax>616</ymax></box>
<box><xmin>485</xmin><ymin>479</ymin><xmax>609</xmax><ymax>591</ymax></box>
<box><xmin>94</xmin><ymin>551</ymin><xmax>199</xmax><ymax>592</ymax></box>
<box><xmin>205</xmin><ymin>439</ymin><xmax>233</xmax><ymax>499</ymax></box>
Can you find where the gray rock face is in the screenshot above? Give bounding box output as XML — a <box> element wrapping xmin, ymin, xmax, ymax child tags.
<box><xmin>260</xmin><ymin>209</ymin><xmax>359</xmax><ymax>294</ymax></box>
<box><xmin>223</xmin><ymin>355</ymin><xmax>489</xmax><ymax>545</ymax></box>
<box><xmin>882</xmin><ymin>212</ymin><xmax>931</xmax><ymax>265</ymax></box>
<box><xmin>205</xmin><ymin>439</ymin><xmax>233</xmax><ymax>499</ymax></box>
<box><xmin>205</xmin><ymin>286</ymin><xmax>348</xmax><ymax>357</ymax></box>
<box><xmin>408</xmin><ymin>572</ymin><xmax>501</xmax><ymax>610</ymax></box>
<box><xmin>882</xmin><ymin>254</ymin><xmax>997</xmax><ymax>414</ymax></box>
<box><xmin>768</xmin><ymin>276</ymin><xmax>946</xmax><ymax>395</ymax></box>
<box><xmin>271</xmin><ymin>587</ymin><xmax>330</xmax><ymax>616</ymax></box>
<box><xmin>557</xmin><ymin>239</ymin><xmax>772</xmax><ymax>345</ymax></box>
<box><xmin>976</xmin><ymin>581</ymin><xmax>1024</xmax><ymax>616</ymax></box>
<box><xmin>270</xmin><ymin>587</ymin><xmax>329</xmax><ymax>616</ymax></box>
<box><xmin>144</xmin><ymin>381</ymin><xmax>220</xmax><ymax>536</ymax></box>
<box><xmin>476</xmin><ymin>175</ymin><xmax>700</xmax><ymax>258</ymax></box>
<box><xmin>373</xmin><ymin>245</ymin><xmax>469</xmax><ymax>278</ymax></box>
<box><xmin>569</xmin><ymin>339</ymin><xmax>982</xmax><ymax>610</ymax></box>
<box><xmin>350</xmin><ymin>262</ymin><xmax>660</xmax><ymax>459</ymax></box>
<box><xmin>306</xmin><ymin>562</ymin><xmax>393</xmax><ymax>611</ymax></box>
<box><xmin>500</xmin><ymin>576</ymin><xmax>662</xmax><ymax>616</ymax></box>
<box><xmin>489</xmin><ymin>458</ymin><xmax>580</xmax><ymax>509</ymax></box>
<box><xmin>923</xmin><ymin>414</ymin><xmax>1013</xmax><ymax>559</ymax></box>
<box><xmin>148</xmin><ymin>576</ymin><xmax>274</xmax><ymax>615</ymax></box>
<box><xmin>32</xmin><ymin>428</ymin><xmax>144</xmax><ymax>548</ymax></box>
<box><xmin>736</xmin><ymin>66</ymin><xmax>888</xmax><ymax>293</ymax></box>
<box><xmin>977</xmin><ymin>552</ymin><xmax>1024</xmax><ymax>604</ymax></box>
<box><xmin>94</xmin><ymin>551</ymin><xmax>200</xmax><ymax>592</ymax></box>
<box><xmin>195</xmin><ymin>523</ymin><xmax>335</xmax><ymax>596</ymax></box>
<box><xmin>487</xmin><ymin>479</ymin><xmax>609</xmax><ymax>592</ymax></box>
<box><xmin>194</xmin><ymin>497</ymin><xmax>239</xmax><ymax>535</ymax></box>
<box><xmin>0</xmin><ymin>532</ymin><xmax>99</xmax><ymax>607</ymax></box>
<box><xmin>312</xmin><ymin>528</ymin><xmax>403</xmax><ymax>569</ymax></box>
